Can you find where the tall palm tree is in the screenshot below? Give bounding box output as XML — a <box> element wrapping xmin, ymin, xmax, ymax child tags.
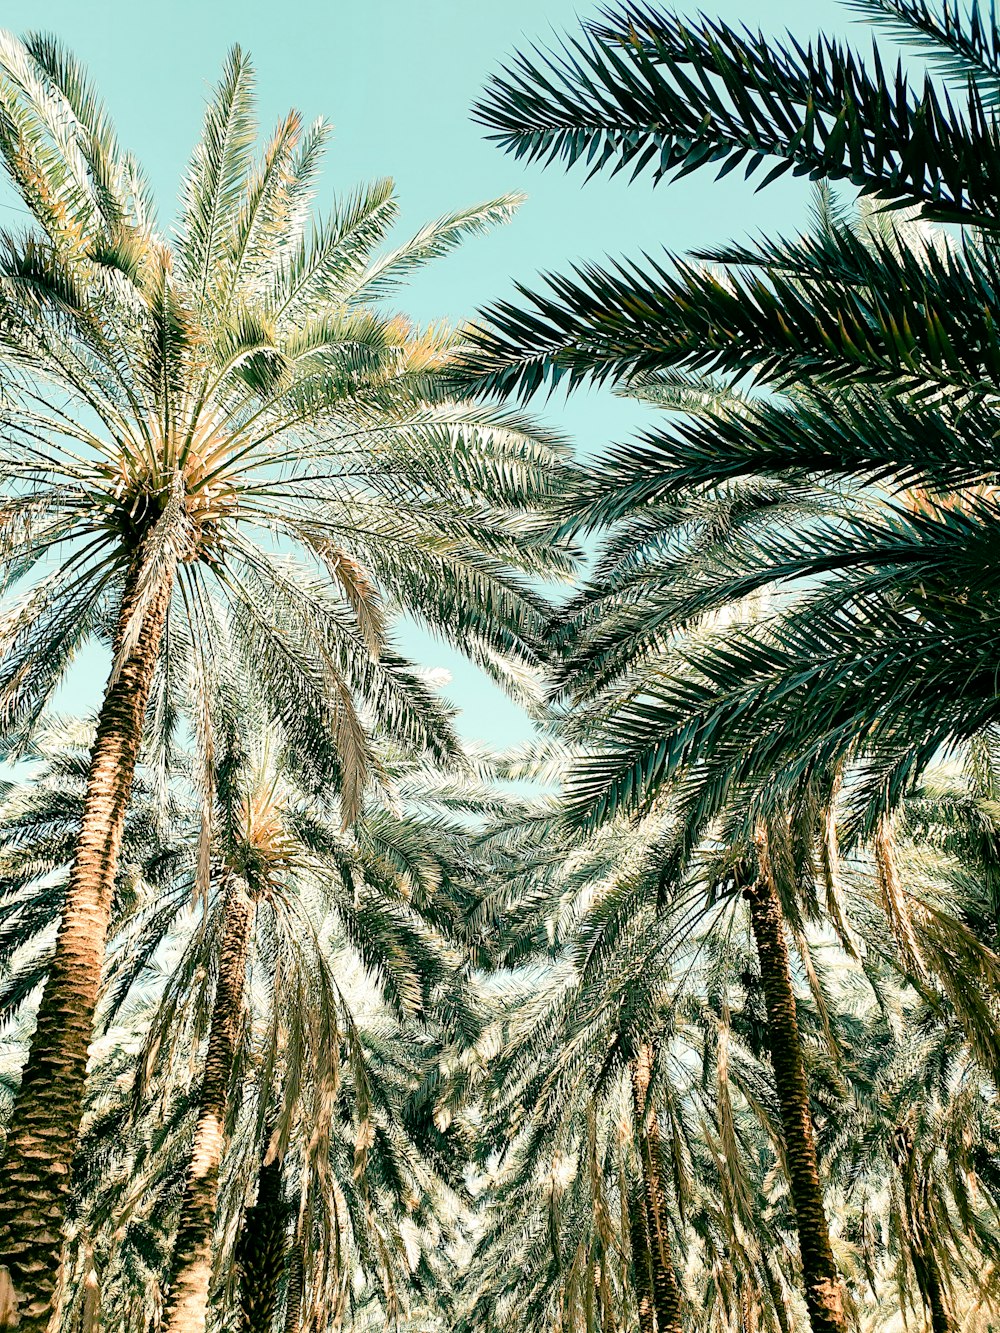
<box><xmin>469</xmin><ymin>972</ymin><xmax>688</xmax><ymax>1333</ymax></box>
<box><xmin>467</xmin><ymin>740</ymin><xmax>1000</xmax><ymax>1332</ymax></box>
<box><xmin>826</xmin><ymin>747</ymin><xmax>1000</xmax><ymax>1331</ymax></box>
<box><xmin>740</xmin><ymin>819</ymin><xmax>845</xmax><ymax>1333</ymax></box>
<box><xmin>458</xmin><ymin>11</ymin><xmax>1000</xmax><ymax>1323</ymax></box>
<box><xmin>157</xmin><ymin>700</ymin><xmax>486</xmax><ymax>1333</ymax></box>
<box><xmin>0</xmin><ymin>710</ymin><xmax>493</xmax><ymax>1331</ymax></box>
<box><xmin>466</xmin><ymin>744</ymin><xmax>854</xmax><ymax>1333</ymax></box>
<box><xmin>162</xmin><ymin>875</ymin><xmax>253</xmax><ymax>1333</ymax></box>
<box><xmin>460</xmin><ymin>749</ymin><xmax>836</xmax><ymax>1333</ymax></box>
<box><xmin>0</xmin><ymin>34</ymin><xmax>575</xmax><ymax>1326</ymax></box>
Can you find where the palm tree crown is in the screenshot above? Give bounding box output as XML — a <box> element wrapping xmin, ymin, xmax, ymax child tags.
<box><xmin>465</xmin><ymin>0</ymin><xmax>1000</xmax><ymax>835</ymax></box>
<box><xmin>0</xmin><ymin>33</ymin><xmax>576</xmax><ymax>1329</ymax></box>
<box><xmin>0</xmin><ymin>36</ymin><xmax>574</xmax><ymax>800</ymax></box>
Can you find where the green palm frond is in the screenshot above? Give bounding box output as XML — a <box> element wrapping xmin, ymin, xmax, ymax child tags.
<box><xmin>475</xmin><ymin>5</ymin><xmax>1000</xmax><ymax>224</ymax></box>
<box><xmin>356</xmin><ymin>194</ymin><xmax>524</xmax><ymax>301</ymax></box>
<box><xmin>847</xmin><ymin>0</ymin><xmax>1000</xmax><ymax>106</ymax></box>
<box><xmin>176</xmin><ymin>45</ymin><xmax>257</xmax><ymax>305</ymax></box>
<box><xmin>464</xmin><ymin>219</ymin><xmax>1000</xmax><ymax>402</ymax></box>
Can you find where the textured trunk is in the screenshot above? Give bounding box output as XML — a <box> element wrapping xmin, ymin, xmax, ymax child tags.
<box><xmin>0</xmin><ymin>564</ymin><xmax>172</xmax><ymax>1333</ymax></box>
<box><xmin>915</xmin><ymin>1254</ymin><xmax>951</xmax><ymax>1333</ymax></box>
<box><xmin>745</xmin><ymin>868</ymin><xmax>847</xmax><ymax>1333</ymax></box>
<box><xmin>281</xmin><ymin>1218</ymin><xmax>303</xmax><ymax>1333</ymax></box>
<box><xmin>236</xmin><ymin>1147</ymin><xmax>287</xmax><ymax>1332</ymax></box>
<box><xmin>163</xmin><ymin>878</ymin><xmax>255</xmax><ymax>1333</ymax></box>
<box><xmin>893</xmin><ymin>1127</ymin><xmax>952</xmax><ymax>1333</ymax></box>
<box><xmin>80</xmin><ymin>1253</ymin><xmax>100</xmax><ymax>1333</ymax></box>
<box><xmin>913</xmin><ymin>1183</ymin><xmax>951</xmax><ymax>1333</ymax></box>
<box><xmin>627</xmin><ymin>1180</ymin><xmax>656</xmax><ymax>1333</ymax></box>
<box><xmin>631</xmin><ymin>1044</ymin><xmax>683</xmax><ymax>1333</ymax></box>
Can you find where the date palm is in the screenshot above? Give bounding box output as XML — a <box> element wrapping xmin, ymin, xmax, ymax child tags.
<box><xmin>466</xmin><ymin>735</ymin><xmax>853</xmax><ymax>1333</ymax></box>
<box><xmin>828</xmin><ymin>1002</ymin><xmax>1000</xmax><ymax>1333</ymax></box>
<box><xmin>232</xmin><ymin>1146</ymin><xmax>286</xmax><ymax>1333</ymax></box>
<box><xmin>462</xmin><ymin>751</ymin><xmax>842</xmax><ymax>1333</ymax></box>
<box><xmin>0</xmin><ymin>708</ymin><xmax>493</xmax><ymax>1331</ymax></box>
<box><xmin>155</xmin><ymin>705</ymin><xmax>485</xmax><ymax>1333</ymax></box>
<box><xmin>60</xmin><ymin>996</ymin><xmax>468</xmax><ymax>1333</ymax></box>
<box><xmin>466</xmin><ymin>0</ymin><xmax>1000</xmax><ymax>834</ymax></box>
<box><xmin>0</xmin><ymin>33</ymin><xmax>575</xmax><ymax>1326</ymax></box>
<box><xmin>469</xmin><ymin>918</ymin><xmax>687</xmax><ymax>1331</ymax></box>
<box><xmin>826</xmin><ymin>746</ymin><xmax>1000</xmax><ymax>1331</ymax></box>
<box><xmin>461</xmin><ymin>10</ymin><xmax>1000</xmax><ymax>1324</ymax></box>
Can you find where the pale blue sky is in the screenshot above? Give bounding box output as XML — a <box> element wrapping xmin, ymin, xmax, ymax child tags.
<box><xmin>7</xmin><ymin>0</ymin><xmax>864</xmax><ymax>744</ymax></box>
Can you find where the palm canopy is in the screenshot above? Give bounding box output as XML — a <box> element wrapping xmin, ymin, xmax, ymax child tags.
<box><xmin>542</xmin><ymin>214</ymin><xmax>1000</xmax><ymax>833</ymax></box>
<box><xmin>0</xmin><ymin>706</ymin><xmax>496</xmax><ymax>1331</ymax></box>
<box><xmin>462</xmin><ymin>4</ymin><xmax>1000</xmax><ymax>833</ymax></box>
<box><xmin>0</xmin><ymin>34</ymin><xmax>576</xmax><ymax>812</ymax></box>
<box><xmin>0</xmin><ymin>39</ymin><xmax>578</xmax><ymax>1310</ymax></box>
<box><xmin>0</xmin><ymin>699</ymin><xmax>495</xmax><ymax>1068</ymax></box>
<box><xmin>467</xmin><ymin>2</ymin><xmax>1000</xmax><ymax>410</ymax></box>
<box><xmin>458</xmin><ymin>740</ymin><xmax>1000</xmax><ymax>1333</ymax></box>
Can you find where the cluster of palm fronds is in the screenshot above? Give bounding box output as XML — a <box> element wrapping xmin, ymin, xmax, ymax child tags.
<box><xmin>456</xmin><ymin>1</ymin><xmax>1000</xmax><ymax>1331</ymax></box>
<box><xmin>3</xmin><ymin>2</ymin><xmax>1000</xmax><ymax>1332</ymax></box>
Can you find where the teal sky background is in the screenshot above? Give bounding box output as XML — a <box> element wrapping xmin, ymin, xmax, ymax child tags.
<box><xmin>5</xmin><ymin>0</ymin><xmax>865</xmax><ymax>745</ymax></box>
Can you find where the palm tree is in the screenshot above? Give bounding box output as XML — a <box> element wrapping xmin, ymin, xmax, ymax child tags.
<box><xmin>0</xmin><ymin>34</ymin><xmax>575</xmax><ymax>1326</ymax></box>
<box><xmin>826</xmin><ymin>748</ymin><xmax>1000</xmax><ymax>1331</ymax></box>
<box><xmin>157</xmin><ymin>697</ymin><xmax>488</xmax><ymax>1333</ymax></box>
<box><xmin>466</xmin><ymin>742</ymin><xmax>853</xmax><ymax>1333</ymax></box>
<box><xmin>458</xmin><ymin>12</ymin><xmax>1000</xmax><ymax>1322</ymax></box>
<box><xmin>469</xmin><ymin>174</ymin><xmax>1000</xmax><ymax>1322</ymax></box>
<box><xmin>460</xmin><ymin>750</ymin><xmax>840</xmax><ymax>1333</ymax></box>
<box><xmin>468</xmin><ymin>737</ymin><xmax>1000</xmax><ymax>1331</ymax></box>
<box><xmin>464</xmin><ymin>0</ymin><xmax>1000</xmax><ymax>833</ymax></box>
<box><xmin>447</xmin><ymin>757</ymin><xmax>676</xmax><ymax>1333</ymax></box>
<box><xmin>162</xmin><ymin>876</ymin><xmax>253</xmax><ymax>1333</ymax></box>
<box><xmin>470</xmin><ymin>978</ymin><xmax>688</xmax><ymax>1333</ymax></box>
<box><xmin>740</xmin><ymin>820</ymin><xmax>845</xmax><ymax>1333</ymax></box>
<box><xmin>0</xmin><ymin>709</ymin><xmax>495</xmax><ymax>1331</ymax></box>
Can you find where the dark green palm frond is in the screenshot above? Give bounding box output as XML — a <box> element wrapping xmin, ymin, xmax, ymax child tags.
<box><xmin>559</xmin><ymin>579</ymin><xmax>1000</xmax><ymax>836</ymax></box>
<box><xmin>847</xmin><ymin>0</ymin><xmax>1000</xmax><ymax>106</ymax></box>
<box><xmin>475</xmin><ymin>5</ymin><xmax>1000</xmax><ymax>225</ymax></box>
<box><xmin>464</xmin><ymin>223</ymin><xmax>1000</xmax><ymax>403</ymax></box>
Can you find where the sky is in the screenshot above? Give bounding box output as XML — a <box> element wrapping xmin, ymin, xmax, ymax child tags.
<box><xmin>3</xmin><ymin>0</ymin><xmax>866</xmax><ymax>746</ymax></box>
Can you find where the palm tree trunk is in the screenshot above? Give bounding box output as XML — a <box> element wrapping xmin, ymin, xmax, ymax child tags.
<box><xmin>627</xmin><ymin>1178</ymin><xmax>656</xmax><ymax>1333</ymax></box>
<box><xmin>163</xmin><ymin>877</ymin><xmax>255</xmax><ymax>1333</ymax></box>
<box><xmin>914</xmin><ymin>1191</ymin><xmax>951</xmax><ymax>1333</ymax></box>
<box><xmin>912</xmin><ymin>1249</ymin><xmax>951</xmax><ymax>1333</ymax></box>
<box><xmin>630</xmin><ymin>1044</ymin><xmax>683</xmax><ymax>1333</ymax></box>
<box><xmin>745</xmin><ymin>870</ymin><xmax>847</xmax><ymax>1333</ymax></box>
<box><xmin>80</xmin><ymin>1249</ymin><xmax>101</xmax><ymax>1333</ymax></box>
<box><xmin>0</xmin><ymin>564</ymin><xmax>172</xmax><ymax>1333</ymax></box>
<box><xmin>236</xmin><ymin>1146</ymin><xmax>287</xmax><ymax>1332</ymax></box>
<box><xmin>893</xmin><ymin>1127</ymin><xmax>952</xmax><ymax>1333</ymax></box>
<box><xmin>281</xmin><ymin>1215</ymin><xmax>304</xmax><ymax>1333</ymax></box>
